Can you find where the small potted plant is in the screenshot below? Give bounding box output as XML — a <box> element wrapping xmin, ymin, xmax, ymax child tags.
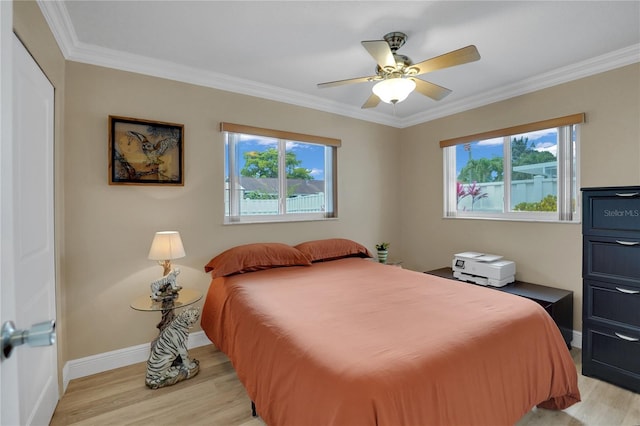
<box><xmin>375</xmin><ymin>242</ymin><xmax>390</xmax><ymax>264</ymax></box>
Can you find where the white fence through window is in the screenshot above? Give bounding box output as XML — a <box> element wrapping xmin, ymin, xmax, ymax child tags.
<box><xmin>457</xmin><ymin>177</ymin><xmax>557</xmax><ymax>212</ymax></box>
<box><xmin>225</xmin><ymin>193</ymin><xmax>326</xmax><ymax>215</ymax></box>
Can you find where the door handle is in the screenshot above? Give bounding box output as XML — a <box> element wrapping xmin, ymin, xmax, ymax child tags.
<box><xmin>1</xmin><ymin>320</ymin><xmax>56</xmax><ymax>359</ymax></box>
<box><xmin>615</xmin><ymin>192</ymin><xmax>639</xmax><ymax>197</ymax></box>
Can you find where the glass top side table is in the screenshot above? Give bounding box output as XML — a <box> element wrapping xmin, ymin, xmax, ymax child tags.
<box><xmin>131</xmin><ymin>288</ymin><xmax>202</xmax><ymax>332</ymax></box>
<box><xmin>131</xmin><ymin>288</ymin><xmax>202</xmax><ymax>311</ymax></box>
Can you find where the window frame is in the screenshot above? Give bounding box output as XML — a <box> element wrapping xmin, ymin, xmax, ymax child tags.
<box><xmin>221</xmin><ymin>122</ymin><xmax>339</xmax><ymax>224</ymax></box>
<box><xmin>441</xmin><ymin>114</ymin><xmax>584</xmax><ymax>223</ymax></box>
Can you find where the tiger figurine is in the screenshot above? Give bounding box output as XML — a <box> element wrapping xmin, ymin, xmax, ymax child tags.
<box><xmin>145</xmin><ymin>307</ymin><xmax>200</xmax><ymax>389</ymax></box>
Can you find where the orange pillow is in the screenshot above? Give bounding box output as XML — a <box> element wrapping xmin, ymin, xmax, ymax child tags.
<box><xmin>204</xmin><ymin>243</ymin><xmax>312</xmax><ymax>278</ymax></box>
<box><xmin>294</xmin><ymin>238</ymin><xmax>372</xmax><ymax>262</ymax></box>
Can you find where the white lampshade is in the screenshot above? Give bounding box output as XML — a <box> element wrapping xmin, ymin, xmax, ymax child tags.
<box><xmin>148</xmin><ymin>231</ymin><xmax>186</xmax><ymax>261</ymax></box>
<box><xmin>372</xmin><ymin>78</ymin><xmax>416</xmax><ymax>104</ymax></box>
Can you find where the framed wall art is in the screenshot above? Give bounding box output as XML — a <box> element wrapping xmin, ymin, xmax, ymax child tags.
<box><xmin>108</xmin><ymin>116</ymin><xmax>184</xmax><ymax>185</ymax></box>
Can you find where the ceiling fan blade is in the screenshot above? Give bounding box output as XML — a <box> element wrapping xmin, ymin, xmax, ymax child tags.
<box><xmin>412</xmin><ymin>45</ymin><xmax>480</xmax><ymax>76</ymax></box>
<box><xmin>412</xmin><ymin>78</ymin><xmax>452</xmax><ymax>101</ymax></box>
<box><xmin>361</xmin><ymin>93</ymin><xmax>381</xmax><ymax>109</ymax></box>
<box><xmin>361</xmin><ymin>40</ymin><xmax>396</xmax><ymax>69</ymax></box>
<box><xmin>317</xmin><ymin>75</ymin><xmax>377</xmax><ymax>88</ymax></box>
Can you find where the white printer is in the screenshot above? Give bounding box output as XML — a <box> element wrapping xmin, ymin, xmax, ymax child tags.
<box><xmin>452</xmin><ymin>252</ymin><xmax>516</xmax><ymax>287</ymax></box>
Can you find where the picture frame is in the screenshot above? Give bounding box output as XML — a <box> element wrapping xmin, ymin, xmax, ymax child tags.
<box><xmin>108</xmin><ymin>116</ymin><xmax>184</xmax><ymax>186</ymax></box>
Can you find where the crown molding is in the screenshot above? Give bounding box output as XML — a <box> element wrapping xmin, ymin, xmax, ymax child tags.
<box><xmin>36</xmin><ymin>0</ymin><xmax>399</xmax><ymax>127</ymax></box>
<box><xmin>37</xmin><ymin>0</ymin><xmax>76</xmax><ymax>58</ymax></box>
<box><xmin>399</xmin><ymin>43</ymin><xmax>640</xmax><ymax>128</ymax></box>
<box><xmin>38</xmin><ymin>1</ymin><xmax>639</xmax><ymax>129</ymax></box>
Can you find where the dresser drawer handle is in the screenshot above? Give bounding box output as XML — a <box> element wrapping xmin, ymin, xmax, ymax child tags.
<box><xmin>615</xmin><ymin>240</ymin><xmax>639</xmax><ymax>246</ymax></box>
<box><xmin>615</xmin><ymin>192</ymin><xmax>639</xmax><ymax>197</ymax></box>
<box><xmin>614</xmin><ymin>332</ymin><xmax>639</xmax><ymax>342</ymax></box>
<box><xmin>616</xmin><ymin>287</ymin><xmax>640</xmax><ymax>294</ymax></box>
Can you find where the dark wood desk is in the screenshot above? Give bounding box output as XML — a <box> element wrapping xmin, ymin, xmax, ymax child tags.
<box><xmin>425</xmin><ymin>267</ymin><xmax>574</xmax><ymax>348</ymax></box>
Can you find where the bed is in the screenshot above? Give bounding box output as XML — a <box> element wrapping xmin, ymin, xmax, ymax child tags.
<box><xmin>201</xmin><ymin>239</ymin><xmax>580</xmax><ymax>425</ymax></box>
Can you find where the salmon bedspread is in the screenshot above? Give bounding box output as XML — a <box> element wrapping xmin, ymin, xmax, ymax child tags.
<box><xmin>201</xmin><ymin>258</ymin><xmax>580</xmax><ymax>425</ymax></box>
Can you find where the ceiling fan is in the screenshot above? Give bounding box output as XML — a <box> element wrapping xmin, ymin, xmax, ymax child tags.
<box><xmin>317</xmin><ymin>32</ymin><xmax>480</xmax><ymax>109</ymax></box>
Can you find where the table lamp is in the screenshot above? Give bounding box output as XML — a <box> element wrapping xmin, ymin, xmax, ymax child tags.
<box><xmin>148</xmin><ymin>231</ymin><xmax>186</xmax><ymax>276</ymax></box>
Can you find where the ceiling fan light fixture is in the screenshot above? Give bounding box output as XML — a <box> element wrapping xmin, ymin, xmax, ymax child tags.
<box><xmin>372</xmin><ymin>78</ymin><xmax>416</xmax><ymax>104</ymax></box>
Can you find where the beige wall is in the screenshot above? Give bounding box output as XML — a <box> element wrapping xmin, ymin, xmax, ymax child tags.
<box><xmin>398</xmin><ymin>63</ymin><xmax>640</xmax><ymax>332</ymax></box>
<box><xmin>63</xmin><ymin>62</ymin><xmax>401</xmax><ymax>359</ymax></box>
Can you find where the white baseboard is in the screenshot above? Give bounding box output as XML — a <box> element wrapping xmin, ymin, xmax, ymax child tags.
<box><xmin>62</xmin><ymin>331</ymin><xmax>211</xmax><ymax>393</ymax></box>
<box><xmin>572</xmin><ymin>330</ymin><xmax>582</xmax><ymax>349</ymax></box>
<box><xmin>62</xmin><ymin>329</ymin><xmax>582</xmax><ymax>394</ymax></box>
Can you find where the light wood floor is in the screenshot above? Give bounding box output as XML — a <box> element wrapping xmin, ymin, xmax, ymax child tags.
<box><xmin>51</xmin><ymin>345</ymin><xmax>640</xmax><ymax>425</ymax></box>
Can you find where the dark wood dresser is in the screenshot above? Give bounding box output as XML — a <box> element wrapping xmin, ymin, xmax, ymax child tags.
<box><xmin>425</xmin><ymin>267</ymin><xmax>573</xmax><ymax>348</ymax></box>
<box><xmin>582</xmin><ymin>186</ymin><xmax>640</xmax><ymax>393</ymax></box>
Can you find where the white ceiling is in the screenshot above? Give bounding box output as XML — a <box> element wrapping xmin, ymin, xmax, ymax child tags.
<box><xmin>39</xmin><ymin>1</ymin><xmax>640</xmax><ymax>128</ymax></box>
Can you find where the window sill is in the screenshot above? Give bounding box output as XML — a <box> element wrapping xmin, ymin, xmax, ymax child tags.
<box><xmin>224</xmin><ymin>215</ymin><xmax>338</xmax><ymax>225</ymax></box>
<box><xmin>442</xmin><ymin>215</ymin><xmax>581</xmax><ymax>224</ymax></box>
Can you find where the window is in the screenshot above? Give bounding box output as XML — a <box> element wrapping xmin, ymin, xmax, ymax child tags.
<box><xmin>442</xmin><ymin>114</ymin><xmax>584</xmax><ymax>222</ymax></box>
<box><xmin>221</xmin><ymin>123</ymin><xmax>339</xmax><ymax>224</ymax></box>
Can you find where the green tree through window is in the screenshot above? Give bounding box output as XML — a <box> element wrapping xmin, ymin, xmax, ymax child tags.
<box><xmin>511</xmin><ymin>137</ymin><xmax>556</xmax><ymax>180</ymax></box>
<box><xmin>457</xmin><ymin>157</ymin><xmax>503</xmax><ymax>183</ymax></box>
<box><xmin>241</xmin><ymin>148</ymin><xmax>313</xmax><ymax>180</ymax></box>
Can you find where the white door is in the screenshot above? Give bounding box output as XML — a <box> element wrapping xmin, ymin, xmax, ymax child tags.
<box><xmin>1</xmin><ymin>3</ymin><xmax>59</xmax><ymax>424</ymax></box>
